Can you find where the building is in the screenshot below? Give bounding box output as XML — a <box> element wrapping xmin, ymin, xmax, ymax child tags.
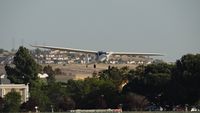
<box><xmin>0</xmin><ymin>84</ymin><xmax>29</xmax><ymax>103</ymax></box>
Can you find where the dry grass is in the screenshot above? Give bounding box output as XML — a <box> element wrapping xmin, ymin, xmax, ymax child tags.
<box><xmin>51</xmin><ymin>64</ymin><xmax>137</xmax><ymax>81</ymax></box>
<box><xmin>0</xmin><ymin>64</ymin><xmax>138</xmax><ymax>81</ymax></box>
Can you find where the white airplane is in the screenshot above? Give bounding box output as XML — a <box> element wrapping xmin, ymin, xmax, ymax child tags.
<box><xmin>31</xmin><ymin>45</ymin><xmax>163</xmax><ymax>65</ymax></box>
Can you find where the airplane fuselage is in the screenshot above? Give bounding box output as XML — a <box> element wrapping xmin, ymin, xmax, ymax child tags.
<box><xmin>95</xmin><ymin>51</ymin><xmax>107</xmax><ymax>62</ymax></box>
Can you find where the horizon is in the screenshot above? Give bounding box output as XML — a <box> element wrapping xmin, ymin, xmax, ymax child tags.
<box><xmin>0</xmin><ymin>0</ymin><xmax>199</xmax><ymax>62</ymax></box>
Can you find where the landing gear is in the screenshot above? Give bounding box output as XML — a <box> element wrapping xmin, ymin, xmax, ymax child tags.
<box><xmin>93</xmin><ymin>64</ymin><xmax>96</xmax><ymax>68</ymax></box>
<box><xmin>85</xmin><ymin>64</ymin><xmax>96</xmax><ymax>68</ymax></box>
<box><xmin>108</xmin><ymin>65</ymin><xmax>111</xmax><ymax>70</ymax></box>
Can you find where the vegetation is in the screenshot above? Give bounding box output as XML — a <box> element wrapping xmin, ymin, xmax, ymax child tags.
<box><xmin>0</xmin><ymin>97</ymin><xmax>4</xmax><ymax>112</ymax></box>
<box><xmin>3</xmin><ymin>46</ymin><xmax>200</xmax><ymax>112</ymax></box>
<box><xmin>170</xmin><ymin>54</ymin><xmax>200</xmax><ymax>105</ymax></box>
<box><xmin>5</xmin><ymin>46</ymin><xmax>42</xmax><ymax>85</ymax></box>
<box><xmin>43</xmin><ymin>65</ymin><xmax>56</xmax><ymax>83</ymax></box>
<box><xmin>2</xmin><ymin>90</ymin><xmax>21</xmax><ymax>112</ymax></box>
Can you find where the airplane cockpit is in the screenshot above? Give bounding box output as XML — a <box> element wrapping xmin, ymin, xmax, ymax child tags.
<box><xmin>95</xmin><ymin>51</ymin><xmax>107</xmax><ymax>61</ymax></box>
<box><xmin>96</xmin><ymin>51</ymin><xmax>107</xmax><ymax>56</ymax></box>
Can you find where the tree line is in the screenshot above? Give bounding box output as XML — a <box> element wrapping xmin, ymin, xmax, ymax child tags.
<box><xmin>0</xmin><ymin>46</ymin><xmax>200</xmax><ymax>112</ymax></box>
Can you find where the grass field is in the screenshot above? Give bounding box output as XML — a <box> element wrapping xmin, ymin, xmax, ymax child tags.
<box><xmin>0</xmin><ymin>63</ymin><xmax>138</xmax><ymax>81</ymax></box>
<box><xmin>51</xmin><ymin>63</ymin><xmax>138</xmax><ymax>81</ymax></box>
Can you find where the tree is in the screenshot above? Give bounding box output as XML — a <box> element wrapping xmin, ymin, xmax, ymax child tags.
<box><xmin>66</xmin><ymin>79</ymin><xmax>93</xmax><ymax>109</ymax></box>
<box><xmin>20</xmin><ymin>97</ymin><xmax>38</xmax><ymax>112</ymax></box>
<box><xmin>22</xmin><ymin>80</ymin><xmax>60</xmax><ymax>112</ymax></box>
<box><xmin>123</xmin><ymin>62</ymin><xmax>173</xmax><ymax>106</ymax></box>
<box><xmin>0</xmin><ymin>97</ymin><xmax>4</xmax><ymax>112</ymax></box>
<box><xmin>82</xmin><ymin>78</ymin><xmax>118</xmax><ymax>109</ymax></box>
<box><xmin>123</xmin><ymin>92</ymin><xmax>149</xmax><ymax>111</ymax></box>
<box><xmin>59</xmin><ymin>96</ymin><xmax>75</xmax><ymax>111</ymax></box>
<box><xmin>171</xmin><ymin>54</ymin><xmax>200</xmax><ymax>105</ymax></box>
<box><xmin>29</xmin><ymin>80</ymin><xmax>51</xmax><ymax>112</ymax></box>
<box><xmin>66</xmin><ymin>77</ymin><xmax>120</xmax><ymax>109</ymax></box>
<box><xmin>46</xmin><ymin>82</ymin><xmax>68</xmax><ymax>111</ymax></box>
<box><xmin>3</xmin><ymin>90</ymin><xmax>21</xmax><ymax>112</ymax></box>
<box><xmin>5</xmin><ymin>46</ymin><xmax>42</xmax><ymax>84</ymax></box>
<box><xmin>35</xmin><ymin>48</ymin><xmax>42</xmax><ymax>55</ymax></box>
<box><xmin>43</xmin><ymin>65</ymin><xmax>55</xmax><ymax>83</ymax></box>
<box><xmin>0</xmin><ymin>49</ymin><xmax>4</xmax><ymax>54</ymax></box>
<box><xmin>99</xmin><ymin>66</ymin><xmax>129</xmax><ymax>91</ymax></box>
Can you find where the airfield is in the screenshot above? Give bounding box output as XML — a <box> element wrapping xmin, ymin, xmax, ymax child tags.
<box><xmin>43</xmin><ymin>63</ymin><xmax>138</xmax><ymax>82</ymax></box>
<box><xmin>0</xmin><ymin>63</ymin><xmax>138</xmax><ymax>82</ymax></box>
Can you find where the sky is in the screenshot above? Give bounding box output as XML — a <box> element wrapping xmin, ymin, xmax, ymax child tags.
<box><xmin>0</xmin><ymin>0</ymin><xmax>199</xmax><ymax>62</ymax></box>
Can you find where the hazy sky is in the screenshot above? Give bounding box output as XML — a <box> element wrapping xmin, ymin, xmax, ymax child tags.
<box><xmin>0</xmin><ymin>0</ymin><xmax>199</xmax><ymax>62</ymax></box>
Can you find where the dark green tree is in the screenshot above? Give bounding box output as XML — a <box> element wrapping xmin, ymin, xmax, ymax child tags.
<box><xmin>0</xmin><ymin>49</ymin><xmax>4</xmax><ymax>54</ymax></box>
<box><xmin>123</xmin><ymin>62</ymin><xmax>173</xmax><ymax>106</ymax></box>
<box><xmin>99</xmin><ymin>66</ymin><xmax>129</xmax><ymax>91</ymax></box>
<box><xmin>59</xmin><ymin>96</ymin><xmax>75</xmax><ymax>111</ymax></box>
<box><xmin>35</xmin><ymin>48</ymin><xmax>42</xmax><ymax>55</ymax></box>
<box><xmin>66</xmin><ymin>79</ymin><xmax>89</xmax><ymax>108</ymax></box>
<box><xmin>5</xmin><ymin>46</ymin><xmax>42</xmax><ymax>84</ymax></box>
<box><xmin>0</xmin><ymin>97</ymin><xmax>4</xmax><ymax>112</ymax></box>
<box><xmin>43</xmin><ymin>65</ymin><xmax>56</xmax><ymax>83</ymax></box>
<box><xmin>123</xmin><ymin>92</ymin><xmax>149</xmax><ymax>111</ymax></box>
<box><xmin>171</xmin><ymin>54</ymin><xmax>200</xmax><ymax>105</ymax></box>
<box><xmin>46</xmin><ymin>82</ymin><xmax>68</xmax><ymax>111</ymax></box>
<box><xmin>3</xmin><ymin>90</ymin><xmax>21</xmax><ymax>112</ymax></box>
<box><xmin>82</xmin><ymin>78</ymin><xmax>118</xmax><ymax>109</ymax></box>
<box><xmin>29</xmin><ymin>80</ymin><xmax>51</xmax><ymax>112</ymax></box>
<box><xmin>66</xmin><ymin>77</ymin><xmax>120</xmax><ymax>109</ymax></box>
<box><xmin>21</xmin><ymin>80</ymin><xmax>55</xmax><ymax>112</ymax></box>
<box><xmin>20</xmin><ymin>97</ymin><xmax>38</xmax><ymax>112</ymax></box>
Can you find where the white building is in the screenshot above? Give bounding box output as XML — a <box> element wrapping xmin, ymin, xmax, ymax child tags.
<box><xmin>0</xmin><ymin>84</ymin><xmax>29</xmax><ymax>103</ymax></box>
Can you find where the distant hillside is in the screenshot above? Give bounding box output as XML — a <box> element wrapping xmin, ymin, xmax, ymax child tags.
<box><xmin>0</xmin><ymin>63</ymin><xmax>138</xmax><ymax>82</ymax></box>
<box><xmin>48</xmin><ymin>64</ymin><xmax>137</xmax><ymax>81</ymax></box>
<box><xmin>0</xmin><ymin>49</ymin><xmax>8</xmax><ymax>54</ymax></box>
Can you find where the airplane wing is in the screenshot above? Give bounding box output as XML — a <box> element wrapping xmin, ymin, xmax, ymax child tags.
<box><xmin>31</xmin><ymin>45</ymin><xmax>97</xmax><ymax>54</ymax></box>
<box><xmin>111</xmin><ymin>52</ymin><xmax>163</xmax><ymax>56</ymax></box>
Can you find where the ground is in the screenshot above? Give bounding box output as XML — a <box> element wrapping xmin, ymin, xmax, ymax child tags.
<box><xmin>0</xmin><ymin>64</ymin><xmax>138</xmax><ymax>82</ymax></box>
<box><xmin>51</xmin><ymin>63</ymin><xmax>137</xmax><ymax>81</ymax></box>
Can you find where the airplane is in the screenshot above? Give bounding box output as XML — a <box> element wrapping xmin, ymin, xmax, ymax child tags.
<box><xmin>31</xmin><ymin>45</ymin><xmax>163</xmax><ymax>66</ymax></box>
